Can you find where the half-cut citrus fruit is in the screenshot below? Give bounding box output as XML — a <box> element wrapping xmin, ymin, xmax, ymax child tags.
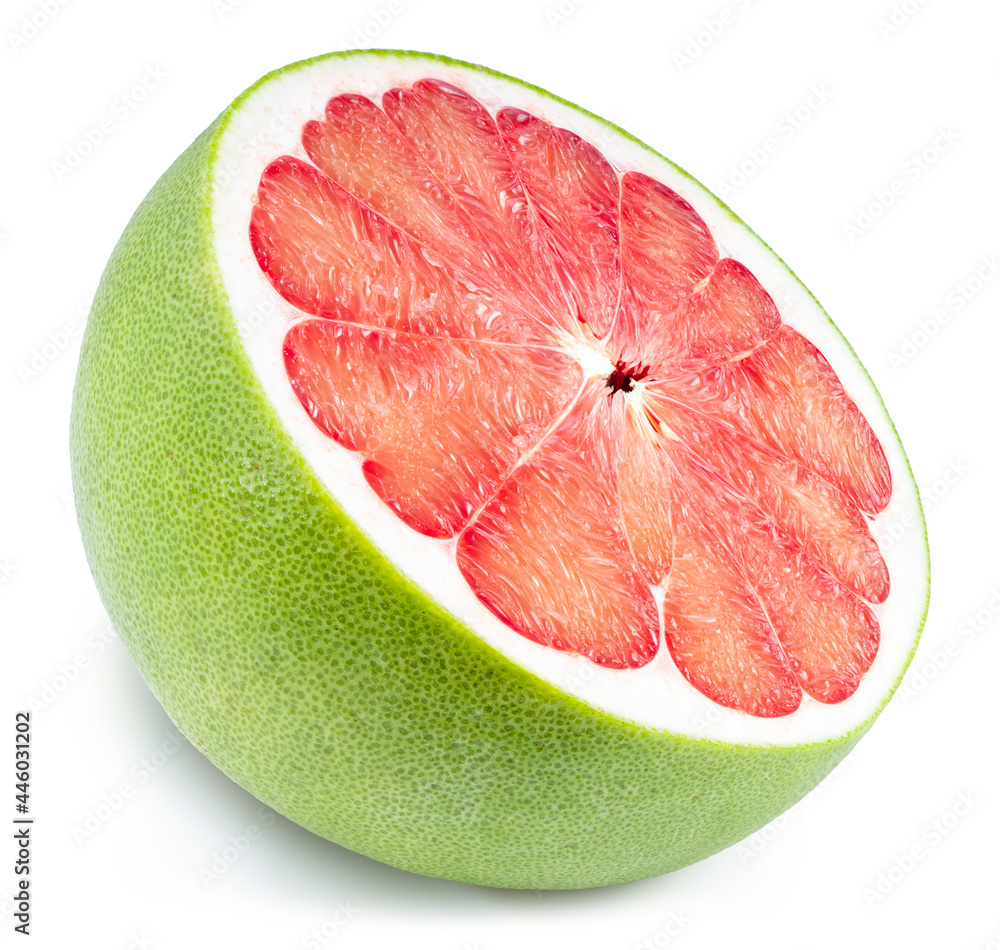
<box><xmin>70</xmin><ymin>49</ymin><xmax>929</xmax><ymax>888</ymax></box>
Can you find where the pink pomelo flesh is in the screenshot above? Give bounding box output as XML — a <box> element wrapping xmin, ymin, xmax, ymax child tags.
<box><xmin>249</xmin><ymin>77</ymin><xmax>892</xmax><ymax>719</ymax></box>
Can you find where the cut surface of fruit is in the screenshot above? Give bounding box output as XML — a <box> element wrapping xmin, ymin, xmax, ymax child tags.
<box><xmin>208</xmin><ymin>50</ymin><xmax>926</xmax><ymax>747</ymax></box>
<box><xmin>247</xmin><ymin>75</ymin><xmax>892</xmax><ymax>721</ymax></box>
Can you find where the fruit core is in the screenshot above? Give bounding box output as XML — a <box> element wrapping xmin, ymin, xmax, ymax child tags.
<box><xmin>606</xmin><ymin>359</ymin><xmax>650</xmax><ymax>395</ymax></box>
<box><xmin>249</xmin><ymin>78</ymin><xmax>892</xmax><ymax>718</ymax></box>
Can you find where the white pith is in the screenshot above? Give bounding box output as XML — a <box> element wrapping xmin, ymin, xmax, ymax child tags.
<box><xmin>211</xmin><ymin>51</ymin><xmax>928</xmax><ymax>746</ymax></box>
<box><xmin>561</xmin><ymin>334</ymin><xmax>617</xmax><ymax>379</ymax></box>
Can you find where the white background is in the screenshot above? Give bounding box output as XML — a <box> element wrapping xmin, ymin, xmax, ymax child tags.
<box><xmin>2</xmin><ymin>0</ymin><xmax>998</xmax><ymax>947</ymax></box>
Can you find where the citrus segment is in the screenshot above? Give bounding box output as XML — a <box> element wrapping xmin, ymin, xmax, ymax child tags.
<box><xmin>672</xmin><ymin>324</ymin><xmax>893</xmax><ymax>515</ymax></box>
<box><xmin>656</xmin><ymin>452</ymin><xmax>880</xmax><ymax>713</ymax></box>
<box><xmin>283</xmin><ymin>319</ymin><xmax>582</xmax><ymax>538</ymax></box>
<box><xmin>381</xmin><ymin>79</ymin><xmax>559</xmax><ymax>318</ymax></box>
<box><xmin>496</xmin><ymin>107</ymin><xmax>621</xmax><ymax>337</ymax></box>
<box><xmin>614</xmin><ymin>171</ymin><xmax>719</xmax><ymax>351</ymax></box>
<box><xmin>303</xmin><ymin>93</ymin><xmax>470</xmax><ymax>254</ymax></box>
<box><xmin>616</xmin><ymin>406</ymin><xmax>674</xmax><ymax>585</ymax></box>
<box><xmin>302</xmin><ymin>89</ymin><xmax>565</xmax><ymax>336</ymax></box>
<box><xmin>456</xmin><ymin>383</ymin><xmax>659</xmax><ymax>669</ymax></box>
<box><xmin>640</xmin><ymin>257</ymin><xmax>782</xmax><ymax>367</ymax></box>
<box><xmin>250</xmin><ymin>156</ymin><xmax>524</xmax><ymax>341</ymax></box>
<box><xmin>644</xmin><ymin>391</ymin><xmax>889</xmax><ymax>603</ymax></box>
<box><xmin>381</xmin><ymin>79</ymin><xmax>531</xmax><ymax>258</ymax></box>
<box><xmin>658</xmin><ymin>459</ymin><xmax>803</xmax><ymax>718</ymax></box>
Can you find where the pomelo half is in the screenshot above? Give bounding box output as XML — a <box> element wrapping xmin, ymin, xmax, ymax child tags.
<box><xmin>70</xmin><ymin>49</ymin><xmax>930</xmax><ymax>889</ymax></box>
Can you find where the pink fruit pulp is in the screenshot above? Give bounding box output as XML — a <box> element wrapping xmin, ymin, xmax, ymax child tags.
<box><xmin>249</xmin><ymin>78</ymin><xmax>892</xmax><ymax>718</ymax></box>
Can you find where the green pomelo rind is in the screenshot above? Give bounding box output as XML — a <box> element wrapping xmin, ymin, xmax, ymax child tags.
<box><xmin>70</xmin><ymin>49</ymin><xmax>930</xmax><ymax>889</ymax></box>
